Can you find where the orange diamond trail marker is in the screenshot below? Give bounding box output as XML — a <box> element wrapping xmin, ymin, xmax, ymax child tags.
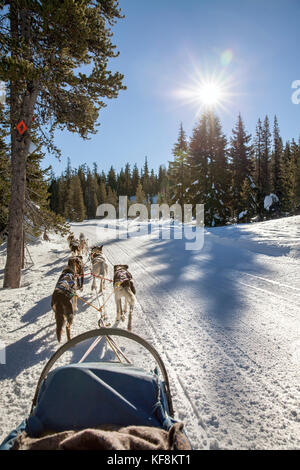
<box><xmin>16</xmin><ymin>120</ymin><xmax>27</xmax><ymax>135</ymax></box>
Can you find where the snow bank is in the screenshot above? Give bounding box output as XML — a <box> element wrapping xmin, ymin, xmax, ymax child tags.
<box><xmin>0</xmin><ymin>216</ymin><xmax>300</xmax><ymax>449</ymax></box>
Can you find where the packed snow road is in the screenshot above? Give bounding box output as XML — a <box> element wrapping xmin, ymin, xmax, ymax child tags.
<box><xmin>0</xmin><ymin>216</ymin><xmax>300</xmax><ymax>449</ymax></box>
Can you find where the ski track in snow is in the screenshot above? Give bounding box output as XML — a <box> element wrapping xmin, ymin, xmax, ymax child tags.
<box><xmin>0</xmin><ymin>216</ymin><xmax>300</xmax><ymax>449</ymax></box>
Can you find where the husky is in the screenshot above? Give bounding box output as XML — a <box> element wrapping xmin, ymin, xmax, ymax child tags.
<box><xmin>67</xmin><ymin>232</ymin><xmax>75</xmax><ymax>247</ymax></box>
<box><xmin>51</xmin><ymin>256</ymin><xmax>84</xmax><ymax>342</ymax></box>
<box><xmin>113</xmin><ymin>264</ymin><xmax>136</xmax><ymax>331</ymax></box>
<box><xmin>43</xmin><ymin>231</ymin><xmax>50</xmax><ymax>241</ymax></box>
<box><xmin>90</xmin><ymin>245</ymin><xmax>108</xmax><ymax>293</ymax></box>
<box><xmin>79</xmin><ymin>232</ymin><xmax>89</xmax><ymax>256</ymax></box>
<box><xmin>67</xmin><ymin>233</ymin><xmax>81</xmax><ymax>256</ymax></box>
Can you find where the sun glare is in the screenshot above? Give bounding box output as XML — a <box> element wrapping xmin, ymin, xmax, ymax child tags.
<box><xmin>197</xmin><ymin>82</ymin><xmax>223</xmax><ymax>106</ymax></box>
<box><xmin>172</xmin><ymin>64</ymin><xmax>236</xmax><ymax>116</ymax></box>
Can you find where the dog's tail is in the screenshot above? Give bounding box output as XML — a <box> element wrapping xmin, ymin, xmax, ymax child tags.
<box><xmin>52</xmin><ymin>302</ymin><xmax>68</xmax><ymax>343</ymax></box>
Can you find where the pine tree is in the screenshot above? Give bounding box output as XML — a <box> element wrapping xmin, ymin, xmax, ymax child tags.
<box><xmin>57</xmin><ymin>176</ymin><xmax>67</xmax><ymax>216</ymax></box>
<box><xmin>117</xmin><ymin>168</ymin><xmax>127</xmax><ymax>195</ymax></box>
<box><xmin>229</xmin><ymin>113</ymin><xmax>253</xmax><ymax>218</ymax></box>
<box><xmin>141</xmin><ymin>157</ymin><xmax>150</xmax><ymax>200</ymax></box>
<box><xmin>106</xmin><ymin>186</ymin><xmax>117</xmax><ymax>207</ymax></box>
<box><xmin>1</xmin><ymin>1</ymin><xmax>125</xmax><ymax>287</ymax></box>
<box><xmin>65</xmin><ymin>175</ymin><xmax>86</xmax><ymax>222</ymax></box>
<box><xmin>124</xmin><ymin>163</ymin><xmax>132</xmax><ymax>197</ymax></box>
<box><xmin>261</xmin><ymin>116</ymin><xmax>271</xmax><ymax>195</ymax></box>
<box><xmin>157</xmin><ymin>165</ymin><xmax>171</xmax><ymax>204</ymax></box>
<box><xmin>239</xmin><ymin>177</ymin><xmax>259</xmax><ymax>222</ymax></box>
<box><xmin>187</xmin><ymin>112</ymin><xmax>209</xmax><ymax>206</ymax></box>
<box><xmin>173</xmin><ymin>123</ymin><xmax>188</xmax><ymax>154</ymax></box>
<box><xmin>289</xmin><ymin>140</ymin><xmax>299</xmax><ymax>212</ymax></box>
<box><xmin>149</xmin><ymin>169</ymin><xmax>158</xmax><ymax>202</ymax></box>
<box><xmin>187</xmin><ymin>111</ymin><xmax>230</xmax><ymax>226</ymax></box>
<box><xmin>85</xmin><ymin>171</ymin><xmax>98</xmax><ymax>219</ymax></box>
<box><xmin>107</xmin><ymin>166</ymin><xmax>117</xmax><ymax>193</ymax></box>
<box><xmin>158</xmin><ymin>165</ymin><xmax>168</xmax><ymax>195</ymax></box>
<box><xmin>65</xmin><ymin>158</ymin><xmax>72</xmax><ymax>185</ymax></box>
<box><xmin>254</xmin><ymin>118</ymin><xmax>264</xmax><ymax>218</ymax></box>
<box><xmin>131</xmin><ymin>164</ymin><xmax>140</xmax><ymax>196</ymax></box>
<box><xmin>64</xmin><ymin>158</ymin><xmax>73</xmax><ymax>204</ymax></box>
<box><xmin>279</xmin><ymin>142</ymin><xmax>295</xmax><ymax>213</ymax></box>
<box><xmin>205</xmin><ymin>112</ymin><xmax>230</xmax><ymax>226</ymax></box>
<box><xmin>26</xmin><ymin>148</ymin><xmax>67</xmax><ymax>237</ymax></box>
<box><xmin>271</xmin><ymin>115</ymin><xmax>283</xmax><ymax>197</ymax></box>
<box><xmin>98</xmin><ymin>181</ymin><xmax>107</xmax><ymax>205</ymax></box>
<box><xmin>135</xmin><ymin>182</ymin><xmax>147</xmax><ymax>204</ymax></box>
<box><xmin>169</xmin><ymin>123</ymin><xmax>191</xmax><ymax>206</ymax></box>
<box><xmin>93</xmin><ymin>162</ymin><xmax>98</xmax><ymax>178</ymax></box>
<box><xmin>78</xmin><ymin>165</ymin><xmax>87</xmax><ymax>199</ymax></box>
<box><xmin>295</xmin><ymin>138</ymin><xmax>300</xmax><ymax>212</ymax></box>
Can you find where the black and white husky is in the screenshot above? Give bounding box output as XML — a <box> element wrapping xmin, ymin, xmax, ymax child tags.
<box><xmin>90</xmin><ymin>245</ymin><xmax>108</xmax><ymax>293</ymax></box>
<box><xmin>113</xmin><ymin>264</ymin><xmax>136</xmax><ymax>331</ymax></box>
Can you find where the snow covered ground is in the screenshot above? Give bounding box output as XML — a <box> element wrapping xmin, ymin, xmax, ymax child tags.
<box><xmin>0</xmin><ymin>216</ymin><xmax>300</xmax><ymax>449</ymax></box>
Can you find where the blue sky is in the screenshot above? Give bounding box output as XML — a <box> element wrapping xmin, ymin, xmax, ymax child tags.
<box><xmin>43</xmin><ymin>0</ymin><xmax>300</xmax><ymax>176</ymax></box>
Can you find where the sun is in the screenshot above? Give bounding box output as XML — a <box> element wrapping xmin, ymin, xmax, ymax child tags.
<box><xmin>172</xmin><ymin>66</ymin><xmax>236</xmax><ymax>116</ymax></box>
<box><xmin>197</xmin><ymin>81</ymin><xmax>223</xmax><ymax>107</ymax></box>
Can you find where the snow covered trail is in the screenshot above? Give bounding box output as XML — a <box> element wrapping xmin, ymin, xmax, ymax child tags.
<box><xmin>0</xmin><ymin>216</ymin><xmax>300</xmax><ymax>449</ymax></box>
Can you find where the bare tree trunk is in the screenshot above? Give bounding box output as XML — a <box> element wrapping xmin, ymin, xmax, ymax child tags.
<box><xmin>4</xmin><ymin>125</ymin><xmax>29</xmax><ymax>287</ymax></box>
<box><xmin>3</xmin><ymin>83</ymin><xmax>38</xmax><ymax>288</ymax></box>
<box><xmin>21</xmin><ymin>228</ymin><xmax>25</xmax><ymax>270</ymax></box>
<box><xmin>3</xmin><ymin>3</ymin><xmax>38</xmax><ymax>288</ymax></box>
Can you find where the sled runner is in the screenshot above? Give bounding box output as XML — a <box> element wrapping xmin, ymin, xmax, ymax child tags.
<box><xmin>0</xmin><ymin>328</ymin><xmax>191</xmax><ymax>450</ymax></box>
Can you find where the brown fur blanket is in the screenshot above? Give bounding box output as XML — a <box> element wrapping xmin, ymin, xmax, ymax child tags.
<box><xmin>12</xmin><ymin>423</ymin><xmax>191</xmax><ymax>451</ymax></box>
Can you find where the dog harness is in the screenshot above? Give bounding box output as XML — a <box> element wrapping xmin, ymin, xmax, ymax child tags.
<box><xmin>71</xmin><ymin>240</ymin><xmax>80</xmax><ymax>248</ymax></box>
<box><xmin>56</xmin><ymin>272</ymin><xmax>75</xmax><ymax>296</ymax></box>
<box><xmin>92</xmin><ymin>254</ymin><xmax>106</xmax><ymax>264</ymax></box>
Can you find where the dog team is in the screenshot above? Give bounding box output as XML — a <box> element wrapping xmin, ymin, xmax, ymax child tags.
<box><xmin>51</xmin><ymin>232</ymin><xmax>136</xmax><ymax>343</ymax></box>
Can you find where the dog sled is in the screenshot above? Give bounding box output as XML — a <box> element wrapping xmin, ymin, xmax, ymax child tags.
<box><xmin>0</xmin><ymin>328</ymin><xmax>191</xmax><ymax>450</ymax></box>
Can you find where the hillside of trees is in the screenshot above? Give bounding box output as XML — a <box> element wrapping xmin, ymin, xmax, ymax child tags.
<box><xmin>169</xmin><ymin>112</ymin><xmax>300</xmax><ymax>225</ymax></box>
<box><xmin>3</xmin><ymin>110</ymin><xmax>298</xmax><ymax>233</ymax></box>
<box><xmin>48</xmin><ymin>158</ymin><xmax>169</xmax><ymax>222</ymax></box>
<box><xmin>48</xmin><ymin>111</ymin><xmax>300</xmax><ymax>226</ymax></box>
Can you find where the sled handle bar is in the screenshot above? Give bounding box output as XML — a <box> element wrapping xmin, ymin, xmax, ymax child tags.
<box><xmin>31</xmin><ymin>328</ymin><xmax>174</xmax><ymax>417</ymax></box>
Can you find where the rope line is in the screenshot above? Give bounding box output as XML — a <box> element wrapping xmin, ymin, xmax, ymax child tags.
<box><xmin>73</xmin><ymin>284</ymin><xmax>130</xmax><ymax>364</ymax></box>
<box><xmin>75</xmin><ymin>272</ymin><xmax>113</xmax><ymax>282</ymax></box>
<box><xmin>63</xmin><ymin>249</ymin><xmax>130</xmax><ymax>364</ymax></box>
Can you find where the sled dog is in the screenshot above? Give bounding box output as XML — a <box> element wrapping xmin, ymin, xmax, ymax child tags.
<box><xmin>67</xmin><ymin>232</ymin><xmax>75</xmax><ymax>247</ymax></box>
<box><xmin>90</xmin><ymin>245</ymin><xmax>108</xmax><ymax>293</ymax></box>
<box><xmin>113</xmin><ymin>264</ymin><xmax>136</xmax><ymax>331</ymax></box>
<box><xmin>51</xmin><ymin>256</ymin><xmax>84</xmax><ymax>342</ymax></box>
<box><xmin>79</xmin><ymin>232</ymin><xmax>89</xmax><ymax>256</ymax></box>
<box><xmin>67</xmin><ymin>233</ymin><xmax>81</xmax><ymax>255</ymax></box>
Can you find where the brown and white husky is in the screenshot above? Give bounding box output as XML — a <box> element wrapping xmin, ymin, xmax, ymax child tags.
<box><xmin>67</xmin><ymin>233</ymin><xmax>81</xmax><ymax>256</ymax></box>
<box><xmin>51</xmin><ymin>256</ymin><xmax>84</xmax><ymax>342</ymax></box>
